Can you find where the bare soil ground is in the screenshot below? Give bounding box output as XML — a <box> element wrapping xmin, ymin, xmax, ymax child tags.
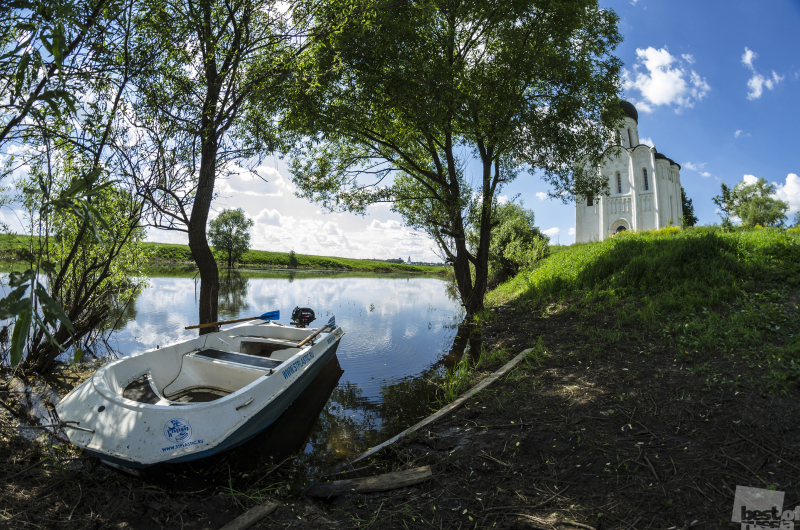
<box><xmin>2</xmin><ymin>301</ymin><xmax>799</xmax><ymax>529</ymax></box>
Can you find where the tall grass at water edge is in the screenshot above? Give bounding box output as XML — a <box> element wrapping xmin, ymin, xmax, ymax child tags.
<box><xmin>486</xmin><ymin>226</ymin><xmax>800</xmax><ymax>393</ymax></box>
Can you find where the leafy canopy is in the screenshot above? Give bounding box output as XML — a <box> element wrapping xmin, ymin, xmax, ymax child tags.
<box><xmin>284</xmin><ymin>0</ymin><xmax>623</xmax><ymax>313</ymax></box>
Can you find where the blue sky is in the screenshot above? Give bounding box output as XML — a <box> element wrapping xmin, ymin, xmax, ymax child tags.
<box><xmin>135</xmin><ymin>1</ymin><xmax>800</xmax><ymax>259</ymax></box>
<box><xmin>511</xmin><ymin>0</ymin><xmax>800</xmax><ymax>245</ymax></box>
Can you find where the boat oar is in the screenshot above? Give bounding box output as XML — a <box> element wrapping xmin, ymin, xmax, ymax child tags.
<box><xmin>297</xmin><ymin>316</ymin><xmax>336</xmax><ymax>348</ymax></box>
<box><xmin>185</xmin><ymin>310</ymin><xmax>280</xmax><ymax>330</ymax></box>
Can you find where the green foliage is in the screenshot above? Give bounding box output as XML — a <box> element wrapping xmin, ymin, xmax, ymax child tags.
<box><xmin>713</xmin><ymin>177</ymin><xmax>789</xmax><ymax>228</ymax></box>
<box><xmin>284</xmin><ymin>0</ymin><xmax>624</xmax><ymax>315</ymax></box>
<box><xmin>468</xmin><ymin>201</ymin><xmax>550</xmax><ymax>281</ymax></box>
<box><xmin>208</xmin><ymin>208</ymin><xmax>254</xmax><ymax>269</ymax></box>
<box><xmin>680</xmin><ymin>187</ymin><xmax>698</xmax><ymax>227</ymax></box>
<box><xmin>288</xmin><ymin>250</ymin><xmax>298</xmax><ymax>269</ymax></box>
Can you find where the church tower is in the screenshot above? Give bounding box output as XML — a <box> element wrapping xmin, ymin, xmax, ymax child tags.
<box><xmin>575</xmin><ymin>100</ymin><xmax>684</xmax><ymax>243</ymax></box>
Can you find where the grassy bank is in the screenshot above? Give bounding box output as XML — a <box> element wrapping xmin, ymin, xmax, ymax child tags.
<box><xmin>0</xmin><ymin>234</ymin><xmax>446</xmax><ymax>274</ymax></box>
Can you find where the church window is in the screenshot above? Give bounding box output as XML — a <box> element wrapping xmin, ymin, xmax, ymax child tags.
<box><xmin>643</xmin><ymin>168</ymin><xmax>649</xmax><ymax>191</ymax></box>
<box><xmin>627</xmin><ymin>129</ymin><xmax>633</xmax><ymax>147</ymax></box>
<box><xmin>616</xmin><ymin>173</ymin><xmax>622</xmax><ymax>194</ymax></box>
<box><xmin>587</xmin><ymin>196</ymin><xmax>593</xmax><ymax>207</ymax></box>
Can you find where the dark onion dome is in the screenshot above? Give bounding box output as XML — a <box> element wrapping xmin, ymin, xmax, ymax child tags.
<box><xmin>619</xmin><ymin>100</ymin><xmax>638</xmax><ymax>123</ymax></box>
<box><xmin>654</xmin><ymin>152</ymin><xmax>681</xmax><ymax>170</ymax></box>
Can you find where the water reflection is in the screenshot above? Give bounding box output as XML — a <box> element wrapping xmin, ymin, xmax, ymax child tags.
<box><xmin>12</xmin><ymin>269</ymin><xmax>465</xmax><ymax>482</ymax></box>
<box><xmin>218</xmin><ymin>271</ymin><xmax>250</xmax><ymax>318</ymax></box>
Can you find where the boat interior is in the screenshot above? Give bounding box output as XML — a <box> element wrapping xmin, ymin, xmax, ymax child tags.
<box><xmin>119</xmin><ymin>326</ymin><xmax>317</xmax><ymax>406</ymax></box>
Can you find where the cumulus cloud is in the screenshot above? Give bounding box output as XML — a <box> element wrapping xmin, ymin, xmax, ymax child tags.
<box><xmin>535</xmin><ymin>192</ymin><xmax>548</xmax><ymax>201</ymax></box>
<box><xmin>622</xmin><ymin>47</ymin><xmax>710</xmax><ymax>113</ymax></box>
<box><xmin>639</xmin><ymin>136</ymin><xmax>655</xmax><ymax>147</ymax></box>
<box><xmin>774</xmin><ymin>173</ymin><xmax>800</xmax><ymax>214</ymax></box>
<box><xmin>734</xmin><ymin>130</ymin><xmax>751</xmax><ymax>138</ymax></box>
<box><xmin>741</xmin><ymin>47</ymin><xmax>784</xmax><ymax>100</ymax></box>
<box><xmin>742</xmin><ymin>174</ymin><xmax>758</xmax><ymax>186</ymax></box>
<box><xmin>700</xmin><ymin>172</ymin><xmax>711</xmax><ymax>178</ymax></box>
<box><xmin>681</xmin><ymin>54</ymin><xmax>695</xmax><ymax>64</ymax></box>
<box><xmin>568</xmin><ymin>227</ymin><xmax>576</xmax><ymax>236</ymax></box>
<box><xmin>542</xmin><ymin>227</ymin><xmax>560</xmax><ymax>237</ymax></box>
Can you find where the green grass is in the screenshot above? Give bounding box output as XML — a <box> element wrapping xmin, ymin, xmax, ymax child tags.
<box><xmin>487</xmin><ymin>225</ymin><xmax>800</xmax><ymax>393</ymax></box>
<box><xmin>0</xmin><ymin>234</ymin><xmax>446</xmax><ymax>274</ymax></box>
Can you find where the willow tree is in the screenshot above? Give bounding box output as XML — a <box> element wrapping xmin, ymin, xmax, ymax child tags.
<box><xmin>285</xmin><ymin>0</ymin><xmax>624</xmax><ymax>315</ymax></box>
<box><xmin>131</xmin><ymin>0</ymin><xmax>304</xmax><ymax>332</ymax></box>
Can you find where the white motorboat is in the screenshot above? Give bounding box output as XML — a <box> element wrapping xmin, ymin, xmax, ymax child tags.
<box><xmin>55</xmin><ymin>314</ymin><xmax>343</xmax><ymax>468</ymax></box>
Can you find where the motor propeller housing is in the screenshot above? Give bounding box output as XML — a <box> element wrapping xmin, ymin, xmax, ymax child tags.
<box><xmin>291</xmin><ymin>306</ymin><xmax>316</xmax><ymax>328</ymax></box>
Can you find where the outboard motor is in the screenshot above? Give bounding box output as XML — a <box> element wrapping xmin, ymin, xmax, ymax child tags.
<box><xmin>291</xmin><ymin>306</ymin><xmax>316</xmax><ymax>328</ymax></box>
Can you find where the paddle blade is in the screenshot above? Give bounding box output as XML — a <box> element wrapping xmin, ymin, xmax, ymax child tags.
<box><xmin>260</xmin><ymin>310</ymin><xmax>280</xmax><ymax>321</ymax></box>
<box><xmin>327</xmin><ymin>316</ymin><xmax>335</xmax><ymax>328</ymax></box>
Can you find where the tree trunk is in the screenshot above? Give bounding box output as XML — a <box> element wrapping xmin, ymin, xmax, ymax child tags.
<box><xmin>189</xmin><ymin>134</ymin><xmax>220</xmax><ymax>335</ymax></box>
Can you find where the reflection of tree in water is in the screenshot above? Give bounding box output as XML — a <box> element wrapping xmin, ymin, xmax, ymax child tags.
<box><xmin>218</xmin><ymin>270</ymin><xmax>250</xmax><ymax>318</ymax></box>
<box><xmin>102</xmin><ymin>292</ymin><xmax>140</xmax><ymax>331</ymax></box>
<box><xmin>301</xmin><ymin>323</ymin><xmax>477</xmax><ymax>464</ymax></box>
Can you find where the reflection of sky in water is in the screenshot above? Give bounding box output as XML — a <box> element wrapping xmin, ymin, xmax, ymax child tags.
<box><xmin>110</xmin><ymin>273</ymin><xmax>463</xmax><ymax>406</ymax></box>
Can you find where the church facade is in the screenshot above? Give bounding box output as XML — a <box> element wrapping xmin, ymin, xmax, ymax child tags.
<box><xmin>575</xmin><ymin>101</ymin><xmax>684</xmax><ymax>243</ymax></box>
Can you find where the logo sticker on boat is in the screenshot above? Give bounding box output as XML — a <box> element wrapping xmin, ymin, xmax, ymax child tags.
<box><xmin>282</xmin><ymin>350</ymin><xmax>315</xmax><ymax>380</ymax></box>
<box><xmin>163</xmin><ymin>418</ymin><xmax>192</xmax><ymax>444</ymax></box>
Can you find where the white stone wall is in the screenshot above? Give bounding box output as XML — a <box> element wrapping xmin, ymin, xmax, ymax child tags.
<box><xmin>575</xmin><ymin>130</ymin><xmax>682</xmax><ymax>243</ymax></box>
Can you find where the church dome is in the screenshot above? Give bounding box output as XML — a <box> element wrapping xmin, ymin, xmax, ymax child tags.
<box><xmin>619</xmin><ymin>100</ymin><xmax>638</xmax><ymax>123</ymax></box>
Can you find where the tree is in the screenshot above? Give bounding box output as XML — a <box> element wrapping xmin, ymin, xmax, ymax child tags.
<box><xmin>792</xmin><ymin>212</ymin><xmax>800</xmax><ymax>228</ymax></box>
<box><xmin>0</xmin><ymin>0</ymin><xmax>151</xmax><ymax>371</ymax></box>
<box><xmin>285</xmin><ymin>0</ymin><xmax>622</xmax><ymax>316</ymax></box>
<box><xmin>467</xmin><ymin>201</ymin><xmax>549</xmax><ymax>281</ymax></box>
<box><xmin>713</xmin><ymin>178</ymin><xmax>789</xmax><ymax>228</ymax></box>
<box><xmin>208</xmin><ymin>209</ymin><xmax>254</xmax><ymax>269</ymax></box>
<box><xmin>681</xmin><ymin>187</ymin><xmax>698</xmax><ymax>227</ymax></box>
<box><xmin>131</xmin><ymin>0</ymin><xmax>311</xmax><ymax>333</ymax></box>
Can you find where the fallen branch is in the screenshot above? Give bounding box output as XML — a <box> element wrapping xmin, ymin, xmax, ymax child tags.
<box><xmin>219</xmin><ymin>500</ymin><xmax>281</xmax><ymax>530</ymax></box>
<box><xmin>348</xmin><ymin>347</ymin><xmax>535</xmax><ymax>465</ymax></box>
<box><xmin>306</xmin><ymin>466</ymin><xmax>432</xmax><ymax>498</ymax></box>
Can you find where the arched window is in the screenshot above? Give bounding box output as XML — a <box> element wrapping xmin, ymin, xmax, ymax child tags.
<box><xmin>627</xmin><ymin>129</ymin><xmax>633</xmax><ymax>147</ymax></box>
<box><xmin>643</xmin><ymin>168</ymin><xmax>649</xmax><ymax>191</ymax></box>
<box><xmin>616</xmin><ymin>173</ymin><xmax>622</xmax><ymax>194</ymax></box>
<box><xmin>616</xmin><ymin>226</ymin><xmax>626</xmax><ymax>233</ymax></box>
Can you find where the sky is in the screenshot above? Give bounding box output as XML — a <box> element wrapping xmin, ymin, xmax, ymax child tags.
<box><xmin>6</xmin><ymin>0</ymin><xmax>799</xmax><ymax>261</ymax></box>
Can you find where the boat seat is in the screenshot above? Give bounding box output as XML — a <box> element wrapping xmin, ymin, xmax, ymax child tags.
<box><xmin>194</xmin><ymin>349</ymin><xmax>283</xmax><ymax>370</ymax></box>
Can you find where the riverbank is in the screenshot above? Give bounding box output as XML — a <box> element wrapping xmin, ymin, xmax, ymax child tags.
<box><xmin>2</xmin><ymin>226</ymin><xmax>799</xmax><ymax>529</ymax></box>
<box><xmin>0</xmin><ymin>234</ymin><xmax>446</xmax><ymax>274</ymax></box>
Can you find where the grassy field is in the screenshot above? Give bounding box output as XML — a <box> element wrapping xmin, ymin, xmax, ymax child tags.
<box><xmin>483</xmin><ymin>225</ymin><xmax>800</xmax><ymax>391</ymax></box>
<box><xmin>0</xmin><ymin>234</ymin><xmax>446</xmax><ymax>274</ymax></box>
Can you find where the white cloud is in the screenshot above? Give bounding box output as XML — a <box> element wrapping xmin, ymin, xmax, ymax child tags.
<box><xmin>683</xmin><ymin>161</ymin><xmax>706</xmax><ymax>171</ymax></box>
<box><xmin>622</xmin><ymin>47</ymin><xmax>710</xmax><ymax>113</ymax></box>
<box><xmin>535</xmin><ymin>192</ymin><xmax>548</xmax><ymax>201</ymax></box>
<box><xmin>741</xmin><ymin>47</ymin><xmax>784</xmax><ymax>100</ymax></box>
<box><xmin>681</xmin><ymin>54</ymin><xmax>695</xmax><ymax>64</ymax></box>
<box><xmin>774</xmin><ymin>173</ymin><xmax>800</xmax><ymax>214</ymax></box>
<box><xmin>638</xmin><ymin>136</ymin><xmax>655</xmax><ymax>147</ymax></box>
<box><xmin>542</xmin><ymin>227</ymin><xmax>560</xmax><ymax>237</ymax></box>
<box><xmin>700</xmin><ymin>171</ymin><xmax>711</xmax><ymax>178</ymax></box>
<box><xmin>742</xmin><ymin>174</ymin><xmax>758</xmax><ymax>185</ymax></box>
<box><xmin>568</xmin><ymin>227</ymin><xmax>576</xmax><ymax>236</ymax></box>
<box><xmin>734</xmin><ymin>130</ymin><xmax>751</xmax><ymax>138</ymax></box>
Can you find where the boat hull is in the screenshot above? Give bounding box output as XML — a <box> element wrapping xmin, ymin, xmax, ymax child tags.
<box><xmin>55</xmin><ymin>321</ymin><xmax>344</xmax><ymax>468</ymax></box>
<box><xmin>87</xmin><ymin>340</ymin><xmax>340</xmax><ymax>467</ymax></box>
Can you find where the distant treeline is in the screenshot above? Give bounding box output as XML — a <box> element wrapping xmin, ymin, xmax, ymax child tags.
<box><xmin>0</xmin><ymin>235</ymin><xmax>446</xmax><ymax>274</ymax></box>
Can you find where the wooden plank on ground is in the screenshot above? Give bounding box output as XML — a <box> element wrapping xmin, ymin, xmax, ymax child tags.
<box><xmin>306</xmin><ymin>466</ymin><xmax>432</xmax><ymax>498</ymax></box>
<box><xmin>348</xmin><ymin>347</ymin><xmax>534</xmax><ymax>465</ymax></box>
<box><xmin>219</xmin><ymin>500</ymin><xmax>280</xmax><ymax>530</ymax></box>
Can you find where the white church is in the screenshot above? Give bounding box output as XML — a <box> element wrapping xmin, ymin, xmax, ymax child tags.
<box><xmin>575</xmin><ymin>100</ymin><xmax>684</xmax><ymax>243</ymax></box>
